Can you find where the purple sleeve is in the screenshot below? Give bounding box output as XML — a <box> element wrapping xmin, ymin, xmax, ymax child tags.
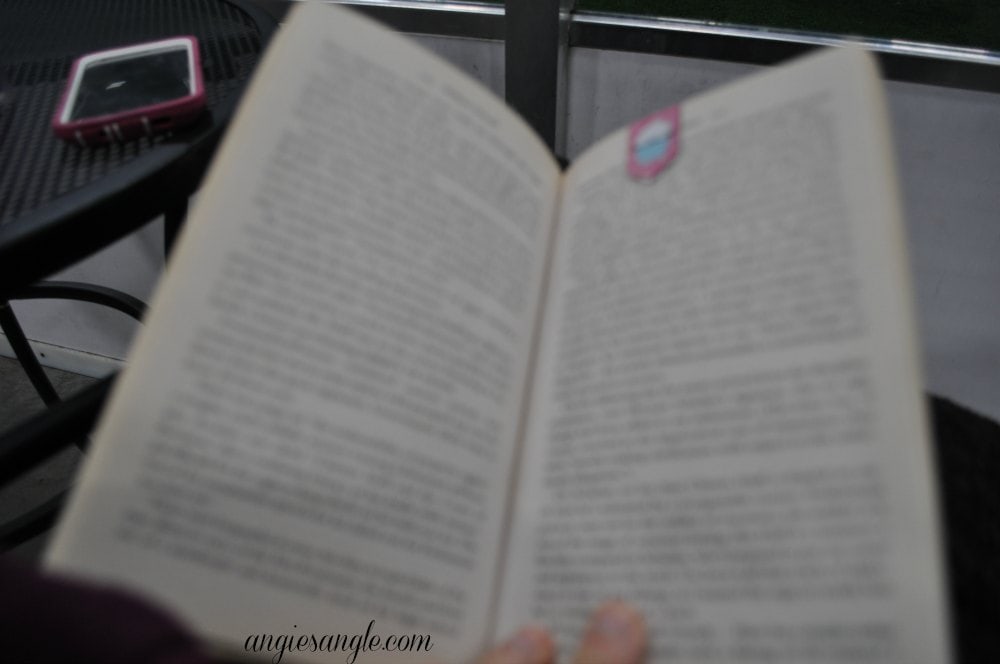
<box><xmin>0</xmin><ymin>559</ymin><xmax>216</xmax><ymax>663</ymax></box>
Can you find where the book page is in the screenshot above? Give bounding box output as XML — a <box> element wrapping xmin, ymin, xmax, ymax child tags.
<box><xmin>499</xmin><ymin>49</ymin><xmax>949</xmax><ymax>663</ymax></box>
<box><xmin>46</xmin><ymin>4</ymin><xmax>559</xmax><ymax>662</ymax></box>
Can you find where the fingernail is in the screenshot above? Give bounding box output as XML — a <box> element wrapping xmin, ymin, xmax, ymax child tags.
<box><xmin>594</xmin><ymin>604</ymin><xmax>634</xmax><ymax>637</ymax></box>
<box><xmin>499</xmin><ymin>626</ymin><xmax>550</xmax><ymax>664</ymax></box>
<box><xmin>586</xmin><ymin>601</ymin><xmax>645</xmax><ymax>661</ymax></box>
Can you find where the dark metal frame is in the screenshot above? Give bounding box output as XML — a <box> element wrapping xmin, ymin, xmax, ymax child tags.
<box><xmin>303</xmin><ymin>1</ymin><xmax>1000</xmax><ymax>157</ymax></box>
<box><xmin>504</xmin><ymin>0</ymin><xmax>575</xmax><ymax>152</ymax></box>
<box><xmin>331</xmin><ymin>1</ymin><xmax>1000</xmax><ymax>91</ymax></box>
<box><xmin>245</xmin><ymin>2</ymin><xmax>1000</xmax><ymax>153</ymax></box>
<box><xmin>0</xmin><ymin>286</ymin><xmax>144</xmax><ymax>409</ymax></box>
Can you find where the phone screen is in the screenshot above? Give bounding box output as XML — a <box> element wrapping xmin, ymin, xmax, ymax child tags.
<box><xmin>69</xmin><ymin>48</ymin><xmax>192</xmax><ymax>121</ymax></box>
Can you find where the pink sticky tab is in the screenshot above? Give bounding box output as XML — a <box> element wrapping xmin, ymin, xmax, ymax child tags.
<box><xmin>627</xmin><ymin>105</ymin><xmax>680</xmax><ymax>180</ymax></box>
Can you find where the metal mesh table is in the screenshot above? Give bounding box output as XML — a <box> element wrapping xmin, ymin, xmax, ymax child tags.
<box><xmin>0</xmin><ymin>0</ymin><xmax>276</xmax><ymax>293</ymax></box>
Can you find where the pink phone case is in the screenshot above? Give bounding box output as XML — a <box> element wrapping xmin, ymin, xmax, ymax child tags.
<box><xmin>52</xmin><ymin>36</ymin><xmax>206</xmax><ymax>147</ymax></box>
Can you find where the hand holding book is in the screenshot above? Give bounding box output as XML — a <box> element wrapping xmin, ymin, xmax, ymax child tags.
<box><xmin>482</xmin><ymin>601</ymin><xmax>646</xmax><ymax>664</ymax></box>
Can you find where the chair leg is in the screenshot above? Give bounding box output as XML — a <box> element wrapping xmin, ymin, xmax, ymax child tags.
<box><xmin>0</xmin><ymin>301</ymin><xmax>60</xmax><ymax>406</ymax></box>
<box><xmin>13</xmin><ymin>282</ymin><xmax>146</xmax><ymax>321</ymax></box>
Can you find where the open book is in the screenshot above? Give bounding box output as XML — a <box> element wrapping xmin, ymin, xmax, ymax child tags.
<box><xmin>46</xmin><ymin>3</ymin><xmax>949</xmax><ymax>662</ymax></box>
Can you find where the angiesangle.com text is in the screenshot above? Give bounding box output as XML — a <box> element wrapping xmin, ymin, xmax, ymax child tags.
<box><xmin>245</xmin><ymin>620</ymin><xmax>433</xmax><ymax>664</ymax></box>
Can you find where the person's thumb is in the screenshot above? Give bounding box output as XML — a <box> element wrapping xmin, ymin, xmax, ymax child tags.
<box><xmin>572</xmin><ymin>601</ymin><xmax>647</xmax><ymax>664</ymax></box>
<box><xmin>476</xmin><ymin>625</ymin><xmax>555</xmax><ymax>664</ymax></box>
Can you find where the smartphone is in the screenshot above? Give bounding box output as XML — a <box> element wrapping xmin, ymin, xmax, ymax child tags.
<box><xmin>52</xmin><ymin>36</ymin><xmax>206</xmax><ymax>146</ymax></box>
